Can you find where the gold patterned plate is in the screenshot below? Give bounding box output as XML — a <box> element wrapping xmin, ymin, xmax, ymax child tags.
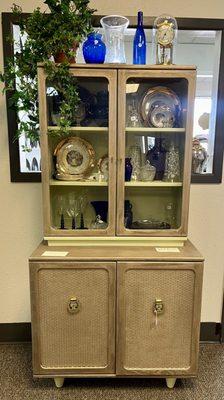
<box><xmin>54</xmin><ymin>136</ymin><xmax>95</xmax><ymax>181</ymax></box>
<box><xmin>140</xmin><ymin>86</ymin><xmax>181</xmax><ymax>127</ymax></box>
<box><xmin>98</xmin><ymin>154</ymin><xmax>109</xmax><ymax>180</ymax></box>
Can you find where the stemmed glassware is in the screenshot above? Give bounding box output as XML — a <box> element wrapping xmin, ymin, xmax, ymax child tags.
<box><xmin>55</xmin><ymin>194</ymin><xmax>66</xmax><ymax>229</ymax></box>
<box><xmin>79</xmin><ymin>190</ymin><xmax>88</xmax><ymax>229</ymax></box>
<box><xmin>66</xmin><ymin>193</ymin><xmax>80</xmax><ymax>229</ymax></box>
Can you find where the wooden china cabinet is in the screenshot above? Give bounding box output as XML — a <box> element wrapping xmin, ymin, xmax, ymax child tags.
<box><xmin>29</xmin><ymin>64</ymin><xmax>203</xmax><ymax>389</ymax></box>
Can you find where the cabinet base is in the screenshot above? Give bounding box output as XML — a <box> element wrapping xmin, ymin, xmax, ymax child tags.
<box><xmin>53</xmin><ymin>376</ymin><xmax>177</xmax><ymax>389</ymax></box>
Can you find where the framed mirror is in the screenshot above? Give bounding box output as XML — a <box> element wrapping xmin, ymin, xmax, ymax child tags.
<box><xmin>2</xmin><ymin>14</ymin><xmax>224</xmax><ymax>183</ymax></box>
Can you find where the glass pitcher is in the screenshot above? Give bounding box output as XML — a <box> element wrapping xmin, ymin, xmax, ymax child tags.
<box><xmin>100</xmin><ymin>15</ymin><xmax>129</xmax><ymax>63</ymax></box>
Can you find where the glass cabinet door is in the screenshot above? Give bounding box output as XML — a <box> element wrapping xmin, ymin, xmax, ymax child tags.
<box><xmin>38</xmin><ymin>67</ymin><xmax>117</xmax><ymax>236</ymax></box>
<box><xmin>117</xmin><ymin>68</ymin><xmax>196</xmax><ymax>236</ymax></box>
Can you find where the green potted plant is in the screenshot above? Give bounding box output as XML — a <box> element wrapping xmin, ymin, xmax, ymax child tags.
<box><xmin>0</xmin><ymin>0</ymin><xmax>96</xmax><ymax>150</ymax></box>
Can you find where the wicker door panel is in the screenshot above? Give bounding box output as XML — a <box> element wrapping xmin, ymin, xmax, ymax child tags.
<box><xmin>30</xmin><ymin>262</ymin><xmax>116</xmax><ymax>375</ymax></box>
<box><xmin>117</xmin><ymin>262</ymin><xmax>203</xmax><ymax>376</ymax></box>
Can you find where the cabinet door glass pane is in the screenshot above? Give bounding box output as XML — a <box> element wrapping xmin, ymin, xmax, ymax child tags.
<box><xmin>46</xmin><ymin>77</ymin><xmax>110</xmax><ymax>232</ymax></box>
<box><xmin>124</xmin><ymin>77</ymin><xmax>188</xmax><ymax>231</ymax></box>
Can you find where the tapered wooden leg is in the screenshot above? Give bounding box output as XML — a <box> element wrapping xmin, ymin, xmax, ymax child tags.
<box><xmin>54</xmin><ymin>377</ymin><xmax>64</xmax><ymax>388</ymax></box>
<box><xmin>166</xmin><ymin>377</ymin><xmax>176</xmax><ymax>388</ymax></box>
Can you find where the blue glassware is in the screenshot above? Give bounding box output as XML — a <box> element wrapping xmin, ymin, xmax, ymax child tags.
<box><xmin>83</xmin><ymin>33</ymin><xmax>106</xmax><ymax>64</ymax></box>
<box><xmin>133</xmin><ymin>11</ymin><xmax>146</xmax><ymax>64</ymax></box>
<box><xmin>125</xmin><ymin>158</ymin><xmax>133</xmax><ymax>181</ymax></box>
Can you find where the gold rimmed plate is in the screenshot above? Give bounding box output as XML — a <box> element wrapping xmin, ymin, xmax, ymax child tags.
<box><xmin>54</xmin><ymin>136</ymin><xmax>95</xmax><ymax>181</ymax></box>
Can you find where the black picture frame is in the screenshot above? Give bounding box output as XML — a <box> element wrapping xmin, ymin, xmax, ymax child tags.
<box><xmin>2</xmin><ymin>13</ymin><xmax>224</xmax><ymax>183</ymax></box>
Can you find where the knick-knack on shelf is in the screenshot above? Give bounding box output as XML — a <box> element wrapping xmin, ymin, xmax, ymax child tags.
<box><xmin>133</xmin><ymin>11</ymin><xmax>146</xmax><ymax>64</ymax></box>
<box><xmin>83</xmin><ymin>32</ymin><xmax>106</xmax><ymax>64</ymax></box>
<box><xmin>125</xmin><ymin>158</ymin><xmax>133</xmax><ymax>181</ymax></box>
<box><xmin>147</xmin><ymin>137</ymin><xmax>166</xmax><ymax>180</ymax></box>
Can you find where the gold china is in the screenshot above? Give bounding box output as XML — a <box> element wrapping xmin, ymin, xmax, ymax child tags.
<box><xmin>54</xmin><ymin>136</ymin><xmax>95</xmax><ymax>181</ymax></box>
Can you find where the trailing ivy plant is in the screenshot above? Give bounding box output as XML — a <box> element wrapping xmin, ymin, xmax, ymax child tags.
<box><xmin>0</xmin><ymin>0</ymin><xmax>95</xmax><ymax>150</ymax></box>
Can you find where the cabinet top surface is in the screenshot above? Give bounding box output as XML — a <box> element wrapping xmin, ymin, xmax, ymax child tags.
<box><xmin>29</xmin><ymin>240</ymin><xmax>203</xmax><ymax>262</ymax></box>
<box><xmin>37</xmin><ymin>63</ymin><xmax>196</xmax><ymax>71</ymax></box>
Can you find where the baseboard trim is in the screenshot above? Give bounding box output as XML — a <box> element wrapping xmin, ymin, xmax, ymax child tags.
<box><xmin>200</xmin><ymin>322</ymin><xmax>221</xmax><ymax>343</ymax></box>
<box><xmin>0</xmin><ymin>322</ymin><xmax>222</xmax><ymax>343</ymax></box>
<box><xmin>0</xmin><ymin>323</ymin><xmax>31</xmax><ymax>343</ymax></box>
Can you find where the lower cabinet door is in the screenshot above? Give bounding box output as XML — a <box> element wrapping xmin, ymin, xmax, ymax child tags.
<box><xmin>30</xmin><ymin>262</ymin><xmax>116</xmax><ymax>375</ymax></box>
<box><xmin>116</xmin><ymin>262</ymin><xmax>203</xmax><ymax>376</ymax></box>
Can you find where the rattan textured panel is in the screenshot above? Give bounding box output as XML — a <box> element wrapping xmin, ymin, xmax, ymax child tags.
<box><xmin>38</xmin><ymin>267</ymin><xmax>109</xmax><ymax>369</ymax></box>
<box><xmin>123</xmin><ymin>268</ymin><xmax>195</xmax><ymax>370</ymax></box>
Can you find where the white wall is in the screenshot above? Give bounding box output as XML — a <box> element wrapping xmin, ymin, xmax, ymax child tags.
<box><xmin>0</xmin><ymin>0</ymin><xmax>224</xmax><ymax>323</ymax></box>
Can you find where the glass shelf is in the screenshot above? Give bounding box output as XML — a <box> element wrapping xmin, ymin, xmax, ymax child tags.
<box><xmin>48</xmin><ymin>126</ymin><xmax>108</xmax><ymax>133</ymax></box>
<box><xmin>125</xmin><ymin>181</ymin><xmax>182</xmax><ymax>187</ymax></box>
<box><xmin>50</xmin><ymin>179</ymin><xmax>108</xmax><ymax>187</ymax></box>
<box><xmin>126</xmin><ymin>127</ymin><xmax>185</xmax><ymax>134</ymax></box>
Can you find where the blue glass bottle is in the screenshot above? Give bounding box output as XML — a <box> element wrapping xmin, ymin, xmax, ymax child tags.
<box><xmin>83</xmin><ymin>32</ymin><xmax>106</xmax><ymax>64</ymax></box>
<box><xmin>133</xmin><ymin>11</ymin><xmax>146</xmax><ymax>64</ymax></box>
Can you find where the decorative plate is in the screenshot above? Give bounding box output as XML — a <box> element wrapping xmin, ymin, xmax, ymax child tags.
<box><xmin>140</xmin><ymin>86</ymin><xmax>181</xmax><ymax>127</ymax></box>
<box><xmin>98</xmin><ymin>154</ymin><xmax>109</xmax><ymax>180</ymax></box>
<box><xmin>54</xmin><ymin>137</ymin><xmax>95</xmax><ymax>181</ymax></box>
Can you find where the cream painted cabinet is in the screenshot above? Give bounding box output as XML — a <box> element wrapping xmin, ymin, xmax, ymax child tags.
<box><xmin>29</xmin><ymin>245</ymin><xmax>203</xmax><ymax>388</ymax></box>
<box><xmin>30</xmin><ymin>261</ymin><xmax>116</xmax><ymax>376</ymax></box>
<box><xmin>30</xmin><ymin>64</ymin><xmax>203</xmax><ymax>389</ymax></box>
<box><xmin>116</xmin><ymin>262</ymin><xmax>203</xmax><ymax>376</ymax></box>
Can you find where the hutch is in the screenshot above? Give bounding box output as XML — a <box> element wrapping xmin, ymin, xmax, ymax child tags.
<box><xmin>29</xmin><ymin>64</ymin><xmax>203</xmax><ymax>389</ymax></box>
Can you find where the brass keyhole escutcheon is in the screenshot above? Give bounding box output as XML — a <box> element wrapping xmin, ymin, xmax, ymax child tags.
<box><xmin>67</xmin><ymin>297</ymin><xmax>80</xmax><ymax>314</ymax></box>
<box><xmin>153</xmin><ymin>299</ymin><xmax>164</xmax><ymax>315</ymax></box>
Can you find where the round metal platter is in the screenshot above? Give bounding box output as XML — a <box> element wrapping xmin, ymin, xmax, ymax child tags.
<box><xmin>140</xmin><ymin>86</ymin><xmax>181</xmax><ymax>127</ymax></box>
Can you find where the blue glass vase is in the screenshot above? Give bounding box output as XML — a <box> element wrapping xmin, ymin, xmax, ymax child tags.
<box><xmin>133</xmin><ymin>11</ymin><xmax>146</xmax><ymax>64</ymax></box>
<box><xmin>83</xmin><ymin>33</ymin><xmax>106</xmax><ymax>64</ymax></box>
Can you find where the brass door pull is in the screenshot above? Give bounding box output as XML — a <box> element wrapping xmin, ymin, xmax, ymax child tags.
<box><xmin>153</xmin><ymin>299</ymin><xmax>164</xmax><ymax>315</ymax></box>
<box><xmin>67</xmin><ymin>297</ymin><xmax>80</xmax><ymax>314</ymax></box>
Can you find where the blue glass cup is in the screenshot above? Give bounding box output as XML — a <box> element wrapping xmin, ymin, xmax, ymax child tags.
<box><xmin>83</xmin><ymin>33</ymin><xmax>106</xmax><ymax>64</ymax></box>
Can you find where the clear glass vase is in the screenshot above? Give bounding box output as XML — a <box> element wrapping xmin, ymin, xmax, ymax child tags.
<box><xmin>100</xmin><ymin>15</ymin><xmax>129</xmax><ymax>63</ymax></box>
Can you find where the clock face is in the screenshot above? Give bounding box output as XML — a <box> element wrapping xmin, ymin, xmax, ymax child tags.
<box><xmin>157</xmin><ymin>23</ymin><xmax>175</xmax><ymax>46</ymax></box>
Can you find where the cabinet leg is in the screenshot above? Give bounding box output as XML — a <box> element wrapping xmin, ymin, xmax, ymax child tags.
<box><xmin>166</xmin><ymin>377</ymin><xmax>176</xmax><ymax>389</ymax></box>
<box><xmin>54</xmin><ymin>377</ymin><xmax>65</xmax><ymax>388</ymax></box>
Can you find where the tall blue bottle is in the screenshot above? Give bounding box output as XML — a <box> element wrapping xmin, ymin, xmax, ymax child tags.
<box><xmin>133</xmin><ymin>11</ymin><xmax>146</xmax><ymax>64</ymax></box>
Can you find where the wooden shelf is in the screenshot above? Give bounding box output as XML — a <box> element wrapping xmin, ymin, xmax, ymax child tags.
<box><xmin>48</xmin><ymin>126</ymin><xmax>108</xmax><ymax>133</ymax></box>
<box><xmin>125</xmin><ymin>181</ymin><xmax>183</xmax><ymax>187</ymax></box>
<box><xmin>50</xmin><ymin>179</ymin><xmax>108</xmax><ymax>187</ymax></box>
<box><xmin>126</xmin><ymin>127</ymin><xmax>185</xmax><ymax>134</ymax></box>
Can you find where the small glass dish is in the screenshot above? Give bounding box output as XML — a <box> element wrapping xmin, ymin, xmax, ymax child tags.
<box><xmin>139</xmin><ymin>160</ymin><xmax>156</xmax><ymax>181</ymax></box>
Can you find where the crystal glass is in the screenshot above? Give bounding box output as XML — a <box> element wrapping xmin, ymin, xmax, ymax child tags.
<box><xmin>79</xmin><ymin>190</ymin><xmax>88</xmax><ymax>229</ymax></box>
<box><xmin>55</xmin><ymin>194</ymin><xmax>66</xmax><ymax>229</ymax></box>
<box><xmin>66</xmin><ymin>193</ymin><xmax>80</xmax><ymax>229</ymax></box>
<box><xmin>126</xmin><ymin>95</ymin><xmax>141</xmax><ymax>127</ymax></box>
<box><xmin>100</xmin><ymin>15</ymin><xmax>129</xmax><ymax>63</ymax></box>
<box><xmin>128</xmin><ymin>145</ymin><xmax>142</xmax><ymax>180</ymax></box>
<box><xmin>163</xmin><ymin>142</ymin><xmax>180</xmax><ymax>182</ymax></box>
<box><xmin>90</xmin><ymin>215</ymin><xmax>108</xmax><ymax>229</ymax></box>
<box><xmin>140</xmin><ymin>160</ymin><xmax>156</xmax><ymax>181</ymax></box>
<box><xmin>164</xmin><ymin>202</ymin><xmax>176</xmax><ymax>228</ymax></box>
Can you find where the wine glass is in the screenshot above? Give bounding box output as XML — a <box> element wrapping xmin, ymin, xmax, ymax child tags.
<box><xmin>55</xmin><ymin>193</ymin><xmax>66</xmax><ymax>229</ymax></box>
<box><xmin>66</xmin><ymin>192</ymin><xmax>80</xmax><ymax>229</ymax></box>
<box><xmin>79</xmin><ymin>190</ymin><xmax>88</xmax><ymax>229</ymax></box>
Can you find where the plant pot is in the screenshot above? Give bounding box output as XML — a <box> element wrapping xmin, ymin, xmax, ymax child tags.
<box><xmin>54</xmin><ymin>42</ymin><xmax>79</xmax><ymax>63</ymax></box>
